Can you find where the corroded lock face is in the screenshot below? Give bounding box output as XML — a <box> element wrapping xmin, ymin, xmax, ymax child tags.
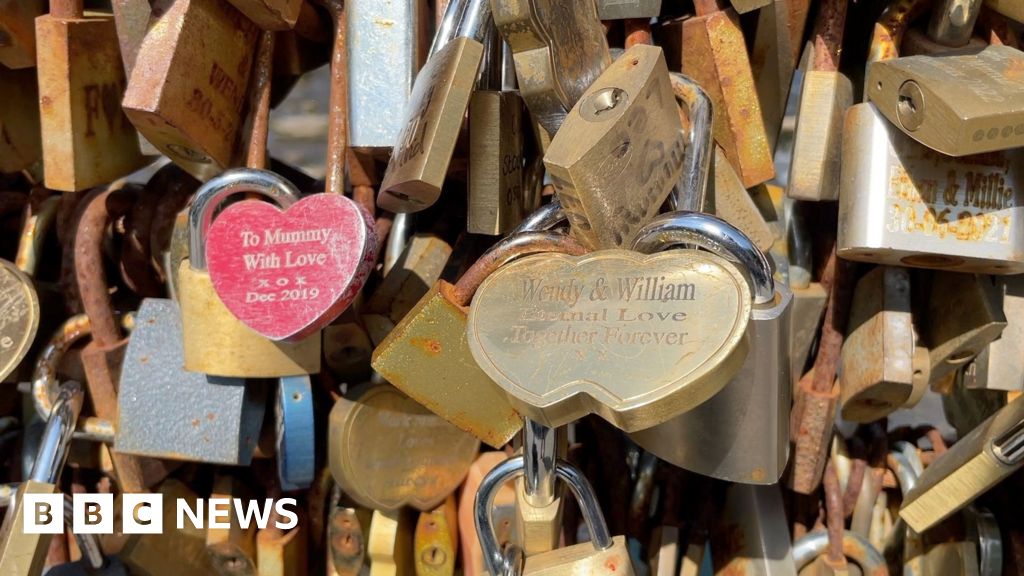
<box><xmin>123</xmin><ymin>0</ymin><xmax>258</xmax><ymax>179</ymax></box>
<box><xmin>328</xmin><ymin>384</ymin><xmax>480</xmax><ymax>512</ymax></box>
<box><xmin>866</xmin><ymin>45</ymin><xmax>1024</xmax><ymax>156</ymax></box>
<box><xmin>839</xmin><ymin>102</ymin><xmax>1024</xmax><ymax>274</ymax></box>
<box><xmin>467</xmin><ymin>249</ymin><xmax>751</xmax><ymax>431</ymax></box>
<box><xmin>492</xmin><ymin>0</ymin><xmax>610</xmax><ymax>136</ymax></box>
<box><xmin>545</xmin><ymin>45</ymin><xmax>685</xmax><ymax>250</ymax></box>
<box><xmin>788</xmin><ymin>70</ymin><xmax>853</xmax><ymax>201</ymax></box>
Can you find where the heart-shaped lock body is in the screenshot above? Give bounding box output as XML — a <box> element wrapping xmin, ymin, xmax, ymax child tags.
<box><xmin>206</xmin><ymin>193</ymin><xmax>376</xmax><ymax>341</ymax></box>
<box><xmin>467</xmin><ymin>248</ymin><xmax>752</xmax><ymax>431</ymax></box>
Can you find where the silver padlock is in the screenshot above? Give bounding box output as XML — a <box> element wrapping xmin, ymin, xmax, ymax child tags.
<box><xmin>116</xmin><ymin>298</ymin><xmax>268</xmax><ymax>465</ymax></box>
<box><xmin>838</xmin><ymin>102</ymin><xmax>1024</xmax><ymax>274</ymax></box>
<box><xmin>711</xmin><ymin>483</ymin><xmax>797</xmax><ymax>576</ymax></box>
<box><xmin>629</xmin><ymin>212</ymin><xmax>792</xmax><ymax>484</ymax></box>
<box><xmin>0</xmin><ymin>382</ymin><xmax>82</xmax><ymax>576</ymax></box>
<box><xmin>964</xmin><ymin>275</ymin><xmax>1024</xmax><ymax>391</ymax></box>
<box><xmin>347</xmin><ymin>0</ymin><xmax>426</xmax><ymax>149</ymax></box>
<box><xmin>595</xmin><ymin>0</ymin><xmax>662</xmax><ymax>20</ymax></box>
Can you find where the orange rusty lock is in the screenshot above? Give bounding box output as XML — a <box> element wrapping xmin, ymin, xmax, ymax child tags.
<box><xmin>36</xmin><ymin>0</ymin><xmax>147</xmax><ymax>191</ymax></box>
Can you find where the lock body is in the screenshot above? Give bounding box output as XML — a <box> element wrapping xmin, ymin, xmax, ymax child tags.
<box><xmin>36</xmin><ymin>11</ymin><xmax>146</xmax><ymax>191</ymax></box>
<box><xmin>965</xmin><ymin>275</ymin><xmax>1024</xmax><ymax>391</ymax></box>
<box><xmin>630</xmin><ymin>284</ymin><xmax>792</xmax><ymax>483</ymax></box>
<box><xmin>866</xmin><ymin>45</ymin><xmax>1024</xmax><ymax>156</ymax></box>
<box><xmin>468</xmin><ymin>90</ymin><xmax>526</xmax><ymax>235</ymax></box>
<box><xmin>0</xmin><ymin>66</ymin><xmax>42</xmax><ymax>173</ymax></box>
<box><xmin>117</xmin><ymin>298</ymin><xmax>268</xmax><ymax>464</ymax></box>
<box><xmin>523</xmin><ymin>535</ymin><xmax>634</xmax><ymax>574</ymax></box>
<box><xmin>788</xmin><ymin>71</ymin><xmax>853</xmax><ymax>201</ymax></box>
<box><xmin>179</xmin><ymin>261</ymin><xmax>321</xmax><ymax>376</ymax></box>
<box><xmin>347</xmin><ymin>0</ymin><xmax>426</xmax><ymax>148</ymax></box>
<box><xmin>545</xmin><ymin>44</ymin><xmax>685</xmax><ymax>250</ymax></box>
<box><xmin>123</xmin><ymin>0</ymin><xmax>258</xmax><ymax>180</ymax></box>
<box><xmin>839</xmin><ymin>102</ymin><xmax>1024</xmax><ymax>274</ymax></box>
<box><xmin>595</xmin><ymin>0</ymin><xmax>662</xmax><ymax>19</ymax></box>
<box><xmin>225</xmin><ymin>0</ymin><xmax>301</xmax><ymax>30</ymax></box>
<box><xmin>371</xmin><ymin>280</ymin><xmax>523</xmax><ymax>448</ymax></box>
<box><xmin>0</xmin><ymin>480</ymin><xmax>59</xmax><ymax>576</ymax></box>
<box><xmin>712</xmin><ymin>147</ymin><xmax>774</xmax><ymax>252</ymax></box>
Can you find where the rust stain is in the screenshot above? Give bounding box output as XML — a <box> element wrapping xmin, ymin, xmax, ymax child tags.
<box><xmin>410</xmin><ymin>337</ymin><xmax>443</xmax><ymax>356</ymax></box>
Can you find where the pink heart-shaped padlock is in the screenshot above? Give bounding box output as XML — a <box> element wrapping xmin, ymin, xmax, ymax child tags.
<box><xmin>206</xmin><ymin>194</ymin><xmax>376</xmax><ymax>341</ymax></box>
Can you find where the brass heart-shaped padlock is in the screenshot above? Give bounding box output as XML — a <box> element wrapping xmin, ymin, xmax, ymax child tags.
<box><xmin>467</xmin><ymin>248</ymin><xmax>751</xmax><ymax>431</ymax></box>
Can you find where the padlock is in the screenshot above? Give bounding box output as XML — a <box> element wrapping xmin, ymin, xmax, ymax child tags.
<box><xmin>328</xmin><ymin>383</ymin><xmax>480</xmax><ymax>512</ymax></box>
<box><xmin>0</xmin><ymin>381</ymin><xmax>81</xmax><ymax>576</ymax></box>
<box><xmin>255</xmin><ymin>509</ymin><xmax>307</xmax><ymax>576</ymax></box>
<box><xmin>867</xmin><ymin>45</ymin><xmax>1024</xmax><ymax>157</ymax></box>
<box><xmin>36</xmin><ymin>0</ymin><xmax>146</xmax><ymax>191</ymax></box>
<box><xmin>786</xmin><ymin>201</ymin><xmax>828</xmax><ymax>389</ymax></box>
<box><xmin>839</xmin><ymin>266</ymin><xmax>925</xmax><ymax>422</ymax></box>
<box><xmin>667</xmin><ymin>71</ymin><xmax>713</xmax><ymax>214</ymax></box>
<box><xmin>0</xmin><ymin>254</ymin><xmax>41</xmax><ymax>383</ymax></box>
<box><xmin>711</xmin><ymin>146</ymin><xmax>775</xmax><ymax>252</ymax></box>
<box><xmin>492</xmin><ymin>0</ymin><xmax>610</xmax><ymax>137</ymax></box>
<box><xmin>377</xmin><ymin>0</ymin><xmax>491</xmax><ymax>213</ymax></box>
<box><xmin>116</xmin><ymin>298</ymin><xmax>268</xmax><ymax>465</ymax></box>
<box><xmin>103</xmin><ymin>479</ymin><xmax>219</xmax><ymax>576</ymax></box>
<box><xmin>544</xmin><ymin>43</ymin><xmax>685</xmax><ymax>250</ymax></box>
<box><xmin>347</xmin><ymin>0</ymin><xmax>427</xmax><ymax>149</ymax></box>
<box><xmin>514</xmin><ymin>420</ymin><xmax>564</xmax><ymax>555</ymax></box>
<box><xmin>470</xmin><ymin>211</ymin><xmax>771</xmax><ymax>433</ymax></box>
<box><xmin>459</xmin><ymin>452</ymin><xmax>517</xmax><ymax>576</ymax></box>
<box><xmin>367</xmin><ymin>507</ymin><xmax>415</xmax><ymax>576</ymax></box>
<box><xmin>0</xmin><ymin>0</ymin><xmax>43</xmax><ymax>68</ymax></box>
<box><xmin>0</xmin><ymin>66</ymin><xmax>42</xmax><ymax>174</ymax></box>
<box><xmin>728</xmin><ymin>0</ymin><xmax>772</xmax><ymax>14</ymax></box>
<box><xmin>414</xmin><ymin>495</ymin><xmax>458</xmax><ymax>576</ymax></box>
<box><xmin>476</xmin><ymin>456</ymin><xmax>636</xmax><ymax>575</ymax></box>
<box><xmin>275</xmin><ymin>374</ymin><xmax>314</xmax><ymax>492</ymax></box>
<box><xmin>838</xmin><ymin>101</ymin><xmax>1024</xmax><ymax>274</ymax></box>
<box><xmin>964</xmin><ymin>275</ymin><xmax>1024</xmax><ymax>391</ymax></box>
<box><xmin>179</xmin><ymin>169</ymin><xmax>321</xmax><ymax>377</ymax></box>
<box><xmin>110</xmin><ymin>0</ymin><xmax>150</xmax><ymax>75</ymax></box>
<box><xmin>225</xmin><ymin>0</ymin><xmax>300</xmax><ymax>29</ymax></box>
<box><xmin>626</xmin><ymin>213</ymin><xmax>791</xmax><ymax>483</ymax></box>
<box><xmin>787</xmin><ymin>0</ymin><xmax>852</xmax><ymax>202</ymax></box>
<box><xmin>372</xmin><ymin>226</ymin><xmax>586</xmax><ymax>448</ymax></box>
<box><xmin>366</xmin><ymin>234</ymin><xmax>453</xmax><ymax>325</ymax></box>
<box><xmin>710</xmin><ymin>483</ymin><xmax>797</xmax><ymax>576</ymax></box>
<box><xmin>468</xmin><ymin>29</ymin><xmax>526</xmax><ymax>236</ymax></box>
<box><xmin>123</xmin><ymin>0</ymin><xmax>258</xmax><ymax>179</ymax></box>
<box><xmin>901</xmin><ymin>393</ymin><xmax>1024</xmax><ymax>532</ymax></box>
<box><xmin>205</xmin><ymin>475</ymin><xmax>258</xmax><ymax>576</ymax></box>
<box><xmin>595</xmin><ymin>0</ymin><xmax>661</xmax><ymax>19</ymax></box>
<box><xmin>657</xmin><ymin>0</ymin><xmax>774</xmax><ymax>188</ymax></box>
<box><xmin>920</xmin><ymin>270</ymin><xmax>1006</xmax><ymax>386</ymax></box>
<box><xmin>749</xmin><ymin>0</ymin><xmax>809</xmax><ymax>154</ymax></box>
<box><xmin>327</xmin><ymin>496</ymin><xmax>368</xmax><ymax>576</ymax></box>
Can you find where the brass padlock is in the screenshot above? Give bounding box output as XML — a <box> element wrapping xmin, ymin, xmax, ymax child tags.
<box><xmin>491</xmin><ymin>0</ymin><xmax>610</xmax><ymax>137</ymax></box>
<box><xmin>179</xmin><ymin>169</ymin><xmax>321</xmax><ymax>377</ymax></box>
<box><xmin>658</xmin><ymin>0</ymin><xmax>774</xmax><ymax>188</ymax></box>
<box><xmin>367</xmin><ymin>508</ymin><xmax>415</xmax><ymax>576</ymax></box>
<box><xmin>711</xmin><ymin>146</ymin><xmax>774</xmax><ymax>252</ymax></box>
<box><xmin>123</xmin><ymin>0</ymin><xmax>258</xmax><ymax>180</ymax></box>
<box><xmin>377</xmin><ymin>0</ymin><xmax>491</xmax><ymax>213</ymax></box>
<box><xmin>514</xmin><ymin>420</ymin><xmax>564</xmax><ymax>555</ymax></box>
<box><xmin>544</xmin><ymin>44</ymin><xmax>685</xmax><ymax>250</ymax></box>
<box><xmin>36</xmin><ymin>0</ymin><xmax>146</xmax><ymax>191</ymax></box>
<box><xmin>0</xmin><ymin>66</ymin><xmax>42</xmax><ymax>174</ymax></box>
<box><xmin>0</xmin><ymin>0</ymin><xmax>44</xmax><ymax>68</ymax></box>
<box><xmin>921</xmin><ymin>270</ymin><xmax>1006</xmax><ymax>387</ymax></box>
<box><xmin>628</xmin><ymin>213</ymin><xmax>791</xmax><ymax>483</ymax></box>
<box><xmin>867</xmin><ymin>45</ymin><xmax>1024</xmax><ymax>157</ymax></box>
<box><xmin>0</xmin><ymin>382</ymin><xmax>82</xmax><ymax>576</ymax></box>
<box><xmin>476</xmin><ymin>457</ymin><xmax>636</xmax><ymax>575</ymax></box>
<box><xmin>840</xmin><ymin>266</ymin><xmax>922</xmax><ymax>422</ymax></box>
<box><xmin>964</xmin><ymin>275</ymin><xmax>1024</xmax><ymax>391</ymax></box>
<box><xmin>901</xmin><ymin>393</ymin><xmax>1024</xmax><ymax>532</ymax></box>
<box><xmin>413</xmin><ymin>496</ymin><xmax>458</xmax><ymax>576</ymax></box>
<box><xmin>470</xmin><ymin>211</ymin><xmax>769</xmax><ymax>433</ymax></box>
<box><xmin>328</xmin><ymin>383</ymin><xmax>480</xmax><ymax>512</ymax></box>
<box><xmin>372</xmin><ymin>222</ymin><xmax>585</xmax><ymax>448</ymax></box>
<box><xmin>468</xmin><ymin>28</ymin><xmax>526</xmax><ymax>236</ymax></box>
<box><xmin>205</xmin><ymin>475</ymin><xmax>257</xmax><ymax>576</ymax></box>
<box><xmin>787</xmin><ymin>0</ymin><xmax>852</xmax><ymax>202</ymax></box>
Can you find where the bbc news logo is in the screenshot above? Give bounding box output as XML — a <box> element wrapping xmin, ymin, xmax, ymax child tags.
<box><xmin>22</xmin><ymin>495</ymin><xmax>299</xmax><ymax>534</ymax></box>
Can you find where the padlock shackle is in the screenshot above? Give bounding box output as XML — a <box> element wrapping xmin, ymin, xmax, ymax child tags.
<box><xmin>16</xmin><ymin>195</ymin><xmax>59</xmax><ymax>278</ymax></box>
<box><xmin>868</xmin><ymin>0</ymin><xmax>929</xmax><ymax>65</ymax></box>
<box><xmin>475</xmin><ymin>456</ymin><xmax>613</xmax><ymax>576</ymax></box>
<box><xmin>631</xmin><ymin>212</ymin><xmax>776</xmax><ymax>305</ymax></box>
<box><xmin>452</xmin><ymin>231</ymin><xmax>586</xmax><ymax>306</ymax></box>
<box><xmin>927</xmin><ymin>0</ymin><xmax>982</xmax><ymax>47</ymax></box>
<box><xmin>792</xmin><ymin>530</ymin><xmax>888</xmax><ymax>574</ymax></box>
<box><xmin>188</xmin><ymin>169</ymin><xmax>302</xmax><ymax>271</ymax></box>
<box><xmin>512</xmin><ymin>200</ymin><xmax>566</xmax><ymax>235</ymax></box>
<box><xmin>668</xmin><ymin>73</ymin><xmax>712</xmax><ymax>213</ymax></box>
<box><xmin>522</xmin><ymin>419</ymin><xmax>557</xmax><ymax>508</ymax></box>
<box><xmin>455</xmin><ymin>0</ymin><xmax>492</xmax><ymax>43</ymax></box>
<box><xmin>30</xmin><ymin>382</ymin><xmax>83</xmax><ymax>485</ymax></box>
<box><xmin>76</xmin><ymin>184</ymin><xmax>134</xmax><ymax>346</ymax></box>
<box><xmin>432</xmin><ymin>0</ymin><xmax>470</xmax><ymax>55</ymax></box>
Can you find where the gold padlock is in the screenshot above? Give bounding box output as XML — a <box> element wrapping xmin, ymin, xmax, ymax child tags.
<box><xmin>179</xmin><ymin>169</ymin><xmax>320</xmax><ymax>377</ymax></box>
<box><xmin>476</xmin><ymin>457</ymin><xmax>636</xmax><ymax>575</ymax></box>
